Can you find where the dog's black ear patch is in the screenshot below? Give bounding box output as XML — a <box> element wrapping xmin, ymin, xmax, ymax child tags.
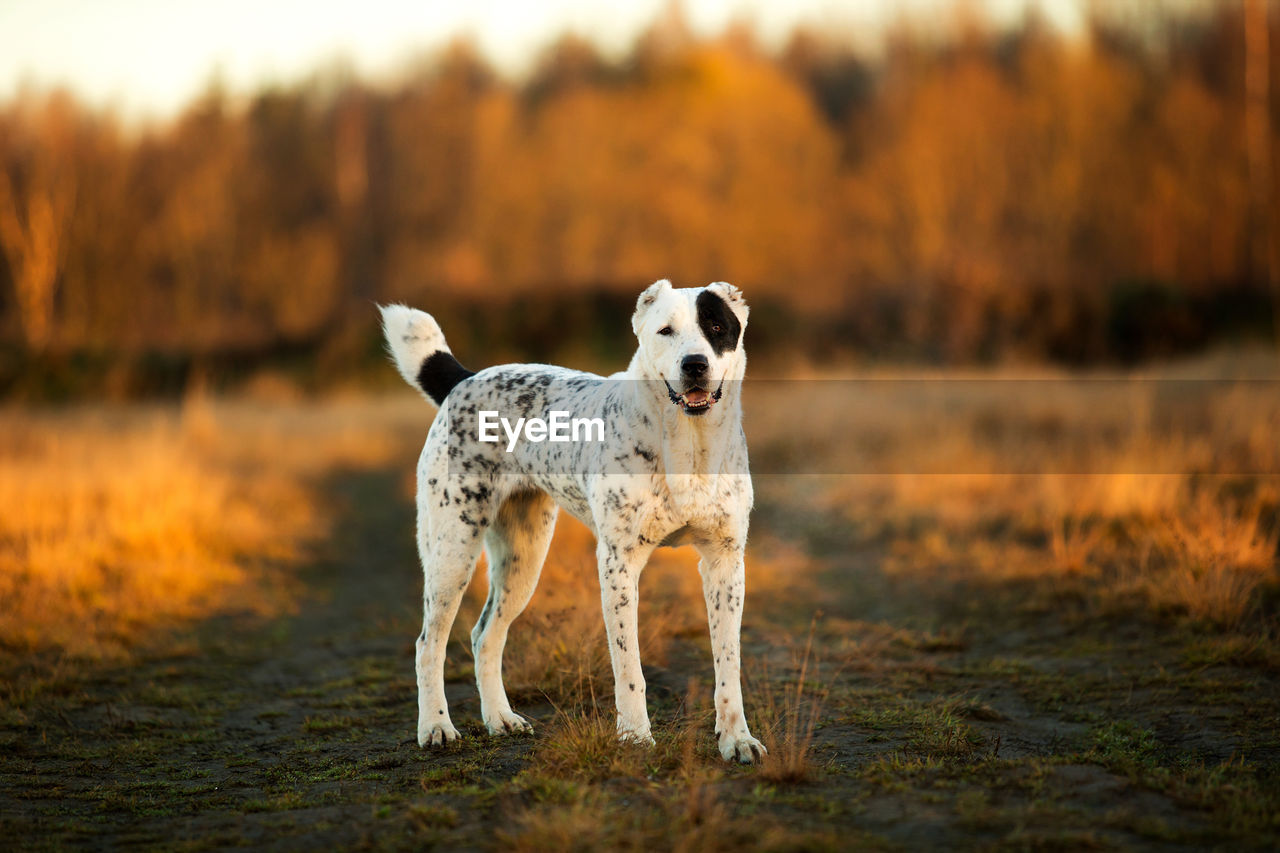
<box><xmin>417</xmin><ymin>351</ymin><xmax>475</xmax><ymax>405</ymax></box>
<box><xmin>696</xmin><ymin>289</ymin><xmax>741</xmax><ymax>355</ymax></box>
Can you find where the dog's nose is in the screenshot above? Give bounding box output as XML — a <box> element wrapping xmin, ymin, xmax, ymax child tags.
<box><xmin>681</xmin><ymin>354</ymin><xmax>709</xmax><ymax>379</ymax></box>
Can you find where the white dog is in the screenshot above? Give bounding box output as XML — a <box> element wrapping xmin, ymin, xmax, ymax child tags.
<box><xmin>380</xmin><ymin>279</ymin><xmax>765</xmax><ymax>763</ymax></box>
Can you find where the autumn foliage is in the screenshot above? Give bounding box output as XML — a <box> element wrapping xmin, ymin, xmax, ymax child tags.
<box><xmin>0</xmin><ymin>3</ymin><xmax>1276</xmax><ymax>393</ymax></box>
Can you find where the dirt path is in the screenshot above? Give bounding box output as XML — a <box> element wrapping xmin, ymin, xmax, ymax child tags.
<box><xmin>4</xmin><ymin>463</ymin><xmax>1278</xmax><ymax>850</ymax></box>
<box><xmin>760</xmin><ymin>491</ymin><xmax>1280</xmax><ymax>850</ymax></box>
<box><xmin>3</xmin><ymin>465</ymin><xmax>466</xmax><ymax>848</ymax></box>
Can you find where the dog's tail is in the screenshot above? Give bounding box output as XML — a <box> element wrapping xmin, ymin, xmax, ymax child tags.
<box><xmin>379</xmin><ymin>304</ymin><xmax>475</xmax><ymax>406</ymax></box>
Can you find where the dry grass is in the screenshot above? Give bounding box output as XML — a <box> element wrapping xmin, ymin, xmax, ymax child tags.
<box><xmin>0</xmin><ymin>393</ymin><xmax>421</xmax><ymax>658</ymax></box>
<box><xmin>525</xmin><ymin>673</ymin><xmax>721</xmax><ymax>789</ymax></box>
<box><xmin>498</xmin><ymin>789</ymin><xmax>738</xmax><ymax>853</ymax></box>
<box><xmin>895</xmin><ymin>475</ymin><xmax>1280</xmax><ymax>628</ymax></box>
<box><xmin>2</xmin><ymin>356</ymin><xmax>1275</xmax><ymax>676</ymax></box>
<box><xmin>504</xmin><ymin>674</ymin><xmax>751</xmax><ymax>850</ymax></box>
<box><xmin>3</xmin><ymin>359</ymin><xmax>1274</xmax><ymax>667</ymax></box>
<box><xmin>524</xmin><ymin>663</ymin><xmax>651</xmax><ymax>783</ymax></box>
<box><xmin>502</xmin><ymin>753</ymin><xmax>760</xmax><ymax>853</ymax></box>
<box><xmin>1142</xmin><ymin>495</ymin><xmax>1279</xmax><ymax>627</ymax></box>
<box><xmin>753</xmin><ymin>618</ymin><xmax>826</xmax><ymax>783</ymax></box>
<box><xmin>749</xmin><ymin>360</ymin><xmax>1280</xmax><ymax>629</ymax></box>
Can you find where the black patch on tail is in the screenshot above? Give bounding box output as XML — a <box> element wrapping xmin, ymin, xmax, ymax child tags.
<box><xmin>417</xmin><ymin>351</ymin><xmax>475</xmax><ymax>404</ymax></box>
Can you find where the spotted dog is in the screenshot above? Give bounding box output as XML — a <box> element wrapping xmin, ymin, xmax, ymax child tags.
<box><xmin>380</xmin><ymin>279</ymin><xmax>765</xmax><ymax>763</ymax></box>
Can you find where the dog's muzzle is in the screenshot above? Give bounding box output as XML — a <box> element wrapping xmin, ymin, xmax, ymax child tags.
<box><xmin>664</xmin><ymin>377</ymin><xmax>724</xmax><ymax>416</ymax></box>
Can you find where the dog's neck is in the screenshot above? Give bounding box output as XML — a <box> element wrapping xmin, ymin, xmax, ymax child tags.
<box><xmin>662</xmin><ymin>396</ymin><xmax>740</xmax><ymax>478</ymax></box>
<box><xmin>625</xmin><ymin>363</ymin><xmax>743</xmax><ymax>480</ymax></box>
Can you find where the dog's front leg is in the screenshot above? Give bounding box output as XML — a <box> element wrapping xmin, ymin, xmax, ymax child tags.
<box><xmin>597</xmin><ymin>538</ymin><xmax>656</xmax><ymax>745</ymax></box>
<box><xmin>698</xmin><ymin>545</ymin><xmax>766</xmax><ymax>763</ymax></box>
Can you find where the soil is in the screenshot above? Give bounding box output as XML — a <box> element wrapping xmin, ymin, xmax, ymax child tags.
<box><xmin>3</xmin><ymin>459</ymin><xmax>1278</xmax><ymax>850</ymax></box>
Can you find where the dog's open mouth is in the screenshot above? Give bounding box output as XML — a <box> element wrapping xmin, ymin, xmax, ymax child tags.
<box><xmin>665</xmin><ymin>380</ymin><xmax>723</xmax><ymax>416</ymax></box>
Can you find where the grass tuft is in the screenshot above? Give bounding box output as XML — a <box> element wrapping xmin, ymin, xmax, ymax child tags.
<box><xmin>754</xmin><ymin>617</ymin><xmax>826</xmax><ymax>783</ymax></box>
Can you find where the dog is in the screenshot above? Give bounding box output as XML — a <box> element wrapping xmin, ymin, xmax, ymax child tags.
<box><xmin>379</xmin><ymin>279</ymin><xmax>765</xmax><ymax>763</ymax></box>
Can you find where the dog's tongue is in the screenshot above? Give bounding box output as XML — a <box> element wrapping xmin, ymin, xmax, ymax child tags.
<box><xmin>683</xmin><ymin>389</ymin><xmax>709</xmax><ymax>404</ymax></box>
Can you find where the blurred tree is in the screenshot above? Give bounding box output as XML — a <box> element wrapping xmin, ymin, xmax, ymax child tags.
<box><xmin>0</xmin><ymin>1</ymin><xmax>1273</xmax><ymax>394</ymax></box>
<box><xmin>631</xmin><ymin>0</ymin><xmax>697</xmax><ymax>75</ymax></box>
<box><xmin>149</xmin><ymin>86</ymin><xmax>244</xmax><ymax>351</ymax></box>
<box><xmin>238</xmin><ymin>88</ymin><xmax>341</xmax><ymax>344</ymax></box>
<box><xmin>527</xmin><ymin>34</ymin><xmax>613</xmax><ymax>103</ymax></box>
<box><xmin>0</xmin><ymin>93</ymin><xmax>78</xmax><ymax>350</ymax></box>
<box><xmin>469</xmin><ymin>41</ymin><xmax>840</xmax><ymax>301</ymax></box>
<box><xmin>1244</xmin><ymin>0</ymin><xmax>1278</xmax><ymax>344</ymax></box>
<box><xmin>781</xmin><ymin>28</ymin><xmax>874</xmax><ymax>127</ymax></box>
<box><xmin>384</xmin><ymin>40</ymin><xmax>494</xmax><ymax>300</ymax></box>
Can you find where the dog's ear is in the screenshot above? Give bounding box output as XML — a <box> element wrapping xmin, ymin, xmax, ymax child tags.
<box><xmin>633</xmin><ymin>279</ymin><xmax>673</xmax><ymax>336</ymax></box>
<box><xmin>706</xmin><ymin>281</ymin><xmax>749</xmax><ymax>324</ymax></box>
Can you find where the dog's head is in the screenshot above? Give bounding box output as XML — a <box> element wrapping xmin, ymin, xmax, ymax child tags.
<box><xmin>631</xmin><ymin>279</ymin><xmax>748</xmax><ymax>417</ymax></box>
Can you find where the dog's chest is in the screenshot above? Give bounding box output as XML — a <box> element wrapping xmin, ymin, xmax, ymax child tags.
<box><xmin>647</xmin><ymin>472</ymin><xmax>749</xmax><ymax>543</ymax></box>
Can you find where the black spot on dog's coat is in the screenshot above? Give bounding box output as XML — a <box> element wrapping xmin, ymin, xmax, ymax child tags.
<box><xmin>417</xmin><ymin>351</ymin><xmax>475</xmax><ymax>405</ymax></box>
<box><xmin>696</xmin><ymin>289</ymin><xmax>741</xmax><ymax>355</ymax></box>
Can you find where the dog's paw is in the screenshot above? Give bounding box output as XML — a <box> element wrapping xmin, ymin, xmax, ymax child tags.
<box><xmin>485</xmin><ymin>710</ymin><xmax>533</xmax><ymax>736</ymax></box>
<box><xmin>718</xmin><ymin>732</ymin><xmax>767</xmax><ymax>764</ymax></box>
<box><xmin>617</xmin><ymin>727</ymin><xmax>656</xmax><ymax>748</ymax></box>
<box><xmin>418</xmin><ymin>722</ymin><xmax>461</xmax><ymax>747</ymax></box>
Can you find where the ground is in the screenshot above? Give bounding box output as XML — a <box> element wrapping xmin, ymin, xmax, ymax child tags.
<box><xmin>2</xmin><ymin>383</ymin><xmax>1279</xmax><ymax>850</ymax></box>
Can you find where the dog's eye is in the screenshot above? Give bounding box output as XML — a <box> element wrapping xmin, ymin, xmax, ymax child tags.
<box><xmin>711</xmin><ymin>324</ymin><xmax>722</xmax><ymax>333</ymax></box>
<box><xmin>658</xmin><ymin>326</ymin><xmax>673</xmax><ymax>336</ymax></box>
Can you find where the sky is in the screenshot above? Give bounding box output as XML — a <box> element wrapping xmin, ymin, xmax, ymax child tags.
<box><xmin>0</xmin><ymin>0</ymin><xmax>1085</xmax><ymax>119</ymax></box>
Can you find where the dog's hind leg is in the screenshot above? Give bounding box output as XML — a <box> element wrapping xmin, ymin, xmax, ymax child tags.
<box><xmin>416</xmin><ymin>506</ymin><xmax>487</xmax><ymax>748</ymax></box>
<box><xmin>472</xmin><ymin>490</ymin><xmax>558</xmax><ymax>735</ymax></box>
